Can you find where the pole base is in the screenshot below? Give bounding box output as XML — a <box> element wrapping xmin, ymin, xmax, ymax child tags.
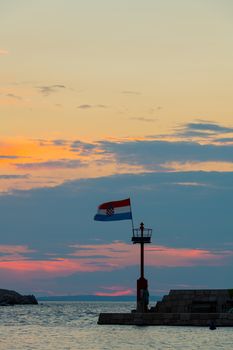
<box><xmin>137</xmin><ymin>277</ymin><xmax>149</xmax><ymax>312</ymax></box>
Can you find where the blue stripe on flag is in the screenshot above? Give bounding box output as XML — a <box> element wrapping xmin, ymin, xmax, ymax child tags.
<box><xmin>94</xmin><ymin>212</ymin><xmax>132</xmax><ymax>221</ymax></box>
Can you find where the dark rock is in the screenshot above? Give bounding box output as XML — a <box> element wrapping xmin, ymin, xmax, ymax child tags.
<box><xmin>0</xmin><ymin>289</ymin><xmax>38</xmax><ymax>306</ymax></box>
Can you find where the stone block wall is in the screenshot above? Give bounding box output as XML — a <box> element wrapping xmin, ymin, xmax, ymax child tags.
<box><xmin>152</xmin><ymin>289</ymin><xmax>233</xmax><ymax>313</ymax></box>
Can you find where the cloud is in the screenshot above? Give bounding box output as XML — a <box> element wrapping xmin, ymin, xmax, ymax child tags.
<box><xmin>32</xmin><ymin>138</ymin><xmax>50</xmax><ymax>147</ymax></box>
<box><xmin>37</xmin><ymin>85</ymin><xmax>66</xmax><ymax>96</ymax></box>
<box><xmin>177</xmin><ymin>130</ymin><xmax>215</xmax><ymax>138</ymax></box>
<box><xmin>0</xmin><ymin>174</ymin><xmax>30</xmax><ymax>179</ymax></box>
<box><xmin>5</xmin><ymin>93</ymin><xmax>22</xmax><ymax>100</ymax></box>
<box><xmin>95</xmin><ymin>287</ymin><xmax>133</xmax><ymax>297</ymax></box>
<box><xmin>34</xmin><ymin>138</ymin><xmax>68</xmax><ymax>147</ymax></box>
<box><xmin>0</xmin><ymin>155</ymin><xmax>21</xmax><ymax>159</ymax></box>
<box><xmin>0</xmin><ymin>171</ymin><xmax>232</xmax><ymax>293</ymax></box>
<box><xmin>214</xmin><ymin>137</ymin><xmax>233</xmax><ymax>144</ymax></box>
<box><xmin>0</xmin><ymin>245</ymin><xmax>36</xmax><ymax>263</ymax></box>
<box><xmin>177</xmin><ymin>121</ymin><xmax>233</xmax><ymax>138</ymax></box>
<box><xmin>97</xmin><ymin>104</ymin><xmax>107</xmax><ymax>108</ymax></box>
<box><xmin>0</xmin><ymin>245</ymin><xmax>35</xmax><ymax>254</ymax></box>
<box><xmin>70</xmin><ymin>140</ymin><xmax>97</xmax><ymax>154</ymax></box>
<box><xmin>70</xmin><ymin>242</ymin><xmax>232</xmax><ymax>269</ymax></box>
<box><xmin>187</xmin><ymin>122</ymin><xmax>233</xmax><ymax>133</ymax></box>
<box><xmin>77</xmin><ymin>104</ymin><xmax>107</xmax><ymax>109</ymax></box>
<box><xmin>0</xmin><ymin>93</ymin><xmax>22</xmax><ymax>101</ymax></box>
<box><xmin>34</xmin><ymin>138</ymin><xmax>96</xmax><ymax>153</ymax></box>
<box><xmin>0</xmin><ymin>242</ymin><xmax>231</xmax><ymax>282</ymax></box>
<box><xmin>99</xmin><ymin>139</ymin><xmax>233</xmax><ymax>165</ymax></box>
<box><xmin>130</xmin><ymin>117</ymin><xmax>156</xmax><ymax>123</ymax></box>
<box><xmin>0</xmin><ymin>49</ymin><xmax>9</xmax><ymax>56</ymax></box>
<box><xmin>14</xmin><ymin>159</ymin><xmax>87</xmax><ymax>170</ymax></box>
<box><xmin>77</xmin><ymin>104</ymin><xmax>92</xmax><ymax>109</ymax></box>
<box><xmin>52</xmin><ymin>139</ymin><xmax>68</xmax><ymax>146</ymax></box>
<box><xmin>0</xmin><ymin>259</ymin><xmax>101</xmax><ymax>277</ymax></box>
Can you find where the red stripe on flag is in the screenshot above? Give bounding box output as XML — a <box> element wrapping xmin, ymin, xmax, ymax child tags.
<box><xmin>99</xmin><ymin>198</ymin><xmax>130</xmax><ymax>209</ymax></box>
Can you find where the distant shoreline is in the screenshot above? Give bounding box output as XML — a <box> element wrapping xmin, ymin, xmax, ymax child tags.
<box><xmin>37</xmin><ymin>295</ymin><xmax>161</xmax><ymax>302</ymax></box>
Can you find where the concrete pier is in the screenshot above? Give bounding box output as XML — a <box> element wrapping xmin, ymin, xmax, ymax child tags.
<box><xmin>98</xmin><ymin>289</ymin><xmax>233</xmax><ymax>326</ymax></box>
<box><xmin>98</xmin><ymin>312</ymin><xmax>233</xmax><ymax>326</ymax></box>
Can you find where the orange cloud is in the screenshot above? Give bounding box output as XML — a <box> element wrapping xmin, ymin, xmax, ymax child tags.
<box><xmin>0</xmin><ymin>137</ymin><xmax>145</xmax><ymax>191</ymax></box>
<box><xmin>0</xmin><ymin>49</ymin><xmax>9</xmax><ymax>56</ymax></box>
<box><xmin>1</xmin><ymin>134</ymin><xmax>233</xmax><ymax>192</ymax></box>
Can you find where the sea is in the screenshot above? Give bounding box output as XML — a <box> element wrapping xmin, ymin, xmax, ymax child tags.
<box><xmin>0</xmin><ymin>302</ymin><xmax>232</xmax><ymax>350</ymax></box>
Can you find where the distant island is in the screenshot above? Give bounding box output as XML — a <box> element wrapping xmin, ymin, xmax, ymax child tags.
<box><xmin>38</xmin><ymin>295</ymin><xmax>161</xmax><ymax>302</ymax></box>
<box><xmin>0</xmin><ymin>289</ymin><xmax>38</xmax><ymax>306</ymax></box>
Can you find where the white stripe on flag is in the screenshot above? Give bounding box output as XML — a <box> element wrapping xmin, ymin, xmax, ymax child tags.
<box><xmin>97</xmin><ymin>206</ymin><xmax>131</xmax><ymax>215</ymax></box>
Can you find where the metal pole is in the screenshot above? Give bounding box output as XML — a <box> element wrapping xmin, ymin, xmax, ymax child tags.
<box><xmin>140</xmin><ymin>222</ymin><xmax>144</xmax><ymax>278</ymax></box>
<box><xmin>129</xmin><ymin>198</ymin><xmax>135</xmax><ymax>232</ymax></box>
<box><xmin>140</xmin><ymin>243</ymin><xmax>144</xmax><ymax>278</ymax></box>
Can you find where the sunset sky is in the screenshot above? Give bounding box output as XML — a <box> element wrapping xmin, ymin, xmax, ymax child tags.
<box><xmin>0</xmin><ymin>0</ymin><xmax>233</xmax><ymax>297</ymax></box>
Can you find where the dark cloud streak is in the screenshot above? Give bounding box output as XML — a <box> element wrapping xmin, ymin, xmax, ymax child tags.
<box><xmin>177</xmin><ymin>121</ymin><xmax>233</xmax><ymax>138</ymax></box>
<box><xmin>77</xmin><ymin>104</ymin><xmax>107</xmax><ymax>109</ymax></box>
<box><xmin>36</xmin><ymin>85</ymin><xmax>66</xmax><ymax>96</ymax></box>
<box><xmin>0</xmin><ymin>155</ymin><xmax>20</xmax><ymax>159</ymax></box>
<box><xmin>187</xmin><ymin>122</ymin><xmax>233</xmax><ymax>133</ymax></box>
<box><xmin>70</xmin><ymin>140</ymin><xmax>97</xmax><ymax>155</ymax></box>
<box><xmin>0</xmin><ymin>174</ymin><xmax>30</xmax><ymax>179</ymax></box>
<box><xmin>5</xmin><ymin>93</ymin><xmax>22</xmax><ymax>100</ymax></box>
<box><xmin>14</xmin><ymin>159</ymin><xmax>87</xmax><ymax>170</ymax></box>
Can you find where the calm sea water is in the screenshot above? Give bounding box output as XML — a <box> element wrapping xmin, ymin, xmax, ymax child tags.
<box><xmin>0</xmin><ymin>302</ymin><xmax>232</xmax><ymax>350</ymax></box>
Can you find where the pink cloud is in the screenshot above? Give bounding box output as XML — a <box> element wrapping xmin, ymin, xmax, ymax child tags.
<box><xmin>0</xmin><ymin>242</ymin><xmax>231</xmax><ymax>281</ymax></box>
<box><xmin>0</xmin><ymin>245</ymin><xmax>35</xmax><ymax>254</ymax></box>
<box><xmin>0</xmin><ymin>245</ymin><xmax>37</xmax><ymax>262</ymax></box>
<box><xmin>95</xmin><ymin>285</ymin><xmax>134</xmax><ymax>297</ymax></box>
<box><xmin>70</xmin><ymin>242</ymin><xmax>232</xmax><ymax>268</ymax></box>
<box><xmin>0</xmin><ymin>258</ymin><xmax>106</xmax><ymax>277</ymax></box>
<box><xmin>95</xmin><ymin>289</ymin><xmax>133</xmax><ymax>297</ymax></box>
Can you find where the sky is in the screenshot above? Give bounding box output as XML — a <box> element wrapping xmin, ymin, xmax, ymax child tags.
<box><xmin>0</xmin><ymin>0</ymin><xmax>233</xmax><ymax>298</ymax></box>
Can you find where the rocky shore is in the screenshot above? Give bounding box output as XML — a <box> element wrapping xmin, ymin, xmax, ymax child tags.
<box><xmin>0</xmin><ymin>289</ymin><xmax>38</xmax><ymax>306</ymax></box>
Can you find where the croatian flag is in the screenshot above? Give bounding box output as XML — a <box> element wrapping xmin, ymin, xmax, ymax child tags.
<box><xmin>94</xmin><ymin>198</ymin><xmax>132</xmax><ymax>221</ymax></box>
